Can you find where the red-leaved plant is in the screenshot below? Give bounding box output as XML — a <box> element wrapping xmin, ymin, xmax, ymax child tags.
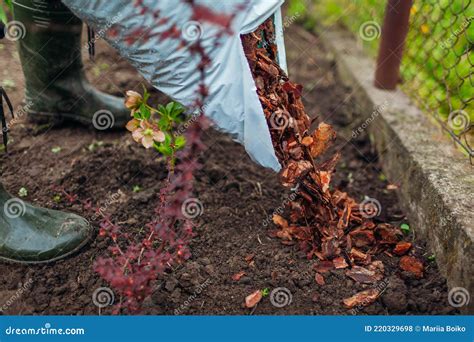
<box><xmin>93</xmin><ymin>115</ymin><xmax>206</xmax><ymax>313</ymax></box>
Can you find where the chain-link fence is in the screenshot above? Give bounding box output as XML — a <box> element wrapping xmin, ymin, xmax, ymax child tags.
<box><xmin>291</xmin><ymin>0</ymin><xmax>473</xmax><ymax>162</ymax></box>
<box><xmin>402</xmin><ymin>0</ymin><xmax>473</xmax><ymax>161</ymax></box>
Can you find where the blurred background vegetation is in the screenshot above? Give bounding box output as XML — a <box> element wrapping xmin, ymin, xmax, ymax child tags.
<box><xmin>288</xmin><ymin>0</ymin><xmax>473</xmax><ymax>157</ymax></box>
<box><xmin>0</xmin><ymin>0</ymin><xmax>11</xmax><ymax>24</ymax></box>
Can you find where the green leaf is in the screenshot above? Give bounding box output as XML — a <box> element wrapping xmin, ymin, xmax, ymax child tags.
<box><xmin>142</xmin><ymin>86</ymin><xmax>150</xmax><ymax>103</ymax></box>
<box><xmin>18</xmin><ymin>187</ymin><xmax>28</xmax><ymax>197</ymax></box>
<box><xmin>170</xmin><ymin>103</ymin><xmax>184</xmax><ymax>118</ymax></box>
<box><xmin>88</xmin><ymin>140</ymin><xmax>104</xmax><ymax>152</ymax></box>
<box><xmin>164</xmin><ymin>132</ymin><xmax>172</xmax><ymax>146</ymax></box>
<box><xmin>139</xmin><ymin>103</ymin><xmax>151</xmax><ymax>120</ymax></box>
<box><xmin>51</xmin><ymin>146</ymin><xmax>62</xmax><ymax>154</ymax></box>
<box><xmin>155</xmin><ymin>143</ymin><xmax>173</xmax><ymax>156</ymax></box>
<box><xmin>165</xmin><ymin>102</ymin><xmax>175</xmax><ymax>113</ymax></box>
<box><xmin>2</xmin><ymin>79</ymin><xmax>15</xmax><ymax>90</ymax></box>
<box><xmin>0</xmin><ymin>0</ymin><xmax>11</xmax><ymax>20</ymax></box>
<box><xmin>175</xmin><ymin>135</ymin><xmax>186</xmax><ymax>149</ymax></box>
<box><xmin>154</xmin><ymin>134</ymin><xmax>173</xmax><ymax>156</ymax></box>
<box><xmin>132</xmin><ymin>185</ymin><xmax>142</xmax><ymax>193</ymax></box>
<box><xmin>157</xmin><ymin>104</ymin><xmax>166</xmax><ymax>115</ymax></box>
<box><xmin>400</xmin><ymin>223</ymin><xmax>410</xmax><ymax>234</ymax></box>
<box><xmin>158</xmin><ymin>115</ymin><xmax>170</xmax><ymax>131</ymax></box>
<box><xmin>0</xmin><ymin>4</ymin><xmax>7</xmax><ymax>24</ymax></box>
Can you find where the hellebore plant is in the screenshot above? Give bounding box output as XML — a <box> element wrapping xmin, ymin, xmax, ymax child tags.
<box><xmin>125</xmin><ymin>89</ymin><xmax>187</xmax><ymax>172</ymax></box>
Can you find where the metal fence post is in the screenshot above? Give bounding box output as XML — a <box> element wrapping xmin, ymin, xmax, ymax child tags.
<box><xmin>374</xmin><ymin>0</ymin><xmax>413</xmax><ymax>90</ymax></box>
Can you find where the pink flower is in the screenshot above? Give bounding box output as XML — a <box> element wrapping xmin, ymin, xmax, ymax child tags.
<box><xmin>124</xmin><ymin>90</ymin><xmax>143</xmax><ymax>115</ymax></box>
<box><xmin>126</xmin><ymin>119</ymin><xmax>165</xmax><ymax>149</ymax></box>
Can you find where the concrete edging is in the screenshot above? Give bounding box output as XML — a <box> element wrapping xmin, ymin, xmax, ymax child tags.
<box><xmin>319</xmin><ymin>29</ymin><xmax>473</xmax><ymax>313</ymax></box>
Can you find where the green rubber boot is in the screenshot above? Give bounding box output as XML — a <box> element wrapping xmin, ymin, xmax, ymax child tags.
<box><xmin>12</xmin><ymin>0</ymin><xmax>129</xmax><ymax>129</ymax></box>
<box><xmin>0</xmin><ymin>182</ymin><xmax>93</xmax><ymax>264</ymax></box>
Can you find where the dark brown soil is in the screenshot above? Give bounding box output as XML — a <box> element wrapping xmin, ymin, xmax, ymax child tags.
<box><xmin>0</xmin><ymin>24</ymin><xmax>457</xmax><ymax>315</ymax></box>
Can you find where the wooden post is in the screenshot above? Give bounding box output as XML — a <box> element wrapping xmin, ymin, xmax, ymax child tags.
<box><xmin>374</xmin><ymin>0</ymin><xmax>413</xmax><ymax>90</ymax></box>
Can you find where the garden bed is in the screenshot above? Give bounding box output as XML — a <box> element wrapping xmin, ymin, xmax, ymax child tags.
<box><xmin>0</xmin><ymin>24</ymin><xmax>457</xmax><ymax>315</ymax></box>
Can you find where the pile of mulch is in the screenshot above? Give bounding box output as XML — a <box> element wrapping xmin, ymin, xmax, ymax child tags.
<box><xmin>0</xmin><ymin>24</ymin><xmax>456</xmax><ymax>315</ymax></box>
<box><xmin>241</xmin><ymin>19</ymin><xmax>431</xmax><ymax>311</ymax></box>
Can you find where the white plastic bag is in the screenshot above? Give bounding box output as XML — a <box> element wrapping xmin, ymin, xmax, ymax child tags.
<box><xmin>62</xmin><ymin>0</ymin><xmax>284</xmax><ymax>171</ymax></box>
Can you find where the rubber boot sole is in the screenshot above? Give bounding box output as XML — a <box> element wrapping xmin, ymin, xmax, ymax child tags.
<box><xmin>0</xmin><ymin>222</ymin><xmax>95</xmax><ymax>265</ymax></box>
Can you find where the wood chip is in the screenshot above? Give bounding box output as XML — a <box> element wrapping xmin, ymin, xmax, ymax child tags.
<box><xmin>375</xmin><ymin>223</ymin><xmax>403</xmax><ymax>245</ymax></box>
<box><xmin>272</xmin><ymin>214</ymin><xmax>288</xmax><ymax>228</ymax></box>
<box><xmin>301</xmin><ymin>136</ymin><xmax>313</xmax><ymax>146</ymax></box>
<box><xmin>343</xmin><ymin>288</ymin><xmax>380</xmax><ymax>309</ymax></box>
<box><xmin>314</xmin><ymin>260</ymin><xmax>334</xmax><ymax>273</ymax></box>
<box><xmin>245</xmin><ymin>254</ymin><xmax>255</xmax><ymax>262</ymax></box>
<box><xmin>393</xmin><ymin>242</ymin><xmax>412</xmax><ymax>256</ymax></box>
<box><xmin>350</xmin><ymin>248</ymin><xmax>371</xmax><ymax>264</ymax></box>
<box><xmin>333</xmin><ymin>256</ymin><xmax>349</xmax><ymax>269</ymax></box>
<box><xmin>308</xmin><ymin>122</ymin><xmax>336</xmax><ymax>158</ymax></box>
<box><xmin>314</xmin><ymin>273</ymin><xmax>325</xmax><ymax>286</ymax></box>
<box><xmin>349</xmin><ymin>228</ymin><xmax>375</xmax><ymax>248</ymax></box>
<box><xmin>245</xmin><ymin>290</ymin><xmax>262</xmax><ymax>308</ymax></box>
<box><xmin>399</xmin><ymin>255</ymin><xmax>424</xmax><ymax>278</ymax></box>
<box><xmin>232</xmin><ymin>271</ymin><xmax>246</xmax><ymax>281</ymax></box>
<box><xmin>345</xmin><ymin>264</ymin><xmax>383</xmax><ymax>284</ymax></box>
